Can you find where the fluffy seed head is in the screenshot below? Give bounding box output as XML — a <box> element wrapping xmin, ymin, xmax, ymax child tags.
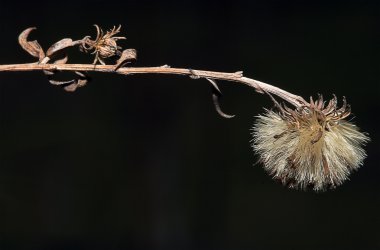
<box><xmin>251</xmin><ymin>95</ymin><xmax>369</xmax><ymax>191</ymax></box>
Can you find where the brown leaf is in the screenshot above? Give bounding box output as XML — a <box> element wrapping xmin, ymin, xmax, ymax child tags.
<box><xmin>212</xmin><ymin>93</ymin><xmax>235</xmax><ymax>119</ymax></box>
<box><xmin>48</xmin><ymin>79</ymin><xmax>76</xmax><ymax>86</ymax></box>
<box><xmin>18</xmin><ymin>27</ymin><xmax>45</xmax><ymax>60</ymax></box>
<box><xmin>207</xmin><ymin>78</ymin><xmax>234</xmax><ymax>119</ymax></box>
<box><xmin>46</xmin><ymin>38</ymin><xmax>74</xmax><ymax>57</ymax></box>
<box><xmin>75</xmin><ymin>71</ymin><xmax>89</xmax><ymax>88</ymax></box>
<box><xmin>114</xmin><ymin>49</ymin><xmax>137</xmax><ymax>70</ymax></box>
<box><xmin>206</xmin><ymin>78</ymin><xmax>222</xmax><ymax>95</ymax></box>
<box><xmin>76</xmin><ymin>78</ymin><xmax>88</xmax><ymax>88</ymax></box>
<box><xmin>63</xmin><ymin>79</ymin><xmax>88</xmax><ymax>92</ymax></box>
<box><xmin>63</xmin><ymin>83</ymin><xmax>79</xmax><ymax>92</ymax></box>
<box><xmin>60</xmin><ymin>72</ymin><xmax>89</xmax><ymax>92</ymax></box>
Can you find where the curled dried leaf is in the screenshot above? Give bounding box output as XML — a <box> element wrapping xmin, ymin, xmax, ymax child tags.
<box><xmin>63</xmin><ymin>82</ymin><xmax>80</xmax><ymax>92</ymax></box>
<box><xmin>75</xmin><ymin>71</ymin><xmax>90</xmax><ymax>87</ymax></box>
<box><xmin>206</xmin><ymin>78</ymin><xmax>222</xmax><ymax>95</ymax></box>
<box><xmin>76</xmin><ymin>78</ymin><xmax>88</xmax><ymax>88</ymax></box>
<box><xmin>42</xmin><ymin>39</ymin><xmax>73</xmax><ymax>80</ymax></box>
<box><xmin>46</xmin><ymin>38</ymin><xmax>75</xmax><ymax>57</ymax></box>
<box><xmin>212</xmin><ymin>93</ymin><xmax>235</xmax><ymax>119</ymax></box>
<box><xmin>48</xmin><ymin>78</ymin><xmax>76</xmax><ymax>86</ymax></box>
<box><xmin>63</xmin><ymin>80</ymin><xmax>88</xmax><ymax>92</ymax></box>
<box><xmin>62</xmin><ymin>71</ymin><xmax>89</xmax><ymax>92</ymax></box>
<box><xmin>18</xmin><ymin>27</ymin><xmax>45</xmax><ymax>60</ymax></box>
<box><xmin>207</xmin><ymin>78</ymin><xmax>234</xmax><ymax>119</ymax></box>
<box><xmin>114</xmin><ymin>49</ymin><xmax>137</xmax><ymax>70</ymax></box>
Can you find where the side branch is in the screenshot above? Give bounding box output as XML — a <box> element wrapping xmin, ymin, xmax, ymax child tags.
<box><xmin>0</xmin><ymin>63</ymin><xmax>308</xmax><ymax>107</ymax></box>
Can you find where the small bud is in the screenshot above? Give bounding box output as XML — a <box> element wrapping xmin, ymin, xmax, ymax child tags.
<box><xmin>80</xmin><ymin>24</ymin><xmax>126</xmax><ymax>65</ymax></box>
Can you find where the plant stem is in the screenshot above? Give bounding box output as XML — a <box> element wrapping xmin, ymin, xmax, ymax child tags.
<box><xmin>0</xmin><ymin>63</ymin><xmax>308</xmax><ymax>107</ymax></box>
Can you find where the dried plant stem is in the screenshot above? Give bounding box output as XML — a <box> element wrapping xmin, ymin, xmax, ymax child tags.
<box><xmin>2</xmin><ymin>26</ymin><xmax>368</xmax><ymax>191</ymax></box>
<box><xmin>0</xmin><ymin>63</ymin><xmax>307</xmax><ymax>107</ymax></box>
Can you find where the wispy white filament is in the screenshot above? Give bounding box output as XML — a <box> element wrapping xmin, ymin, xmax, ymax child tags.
<box><xmin>252</xmin><ymin>110</ymin><xmax>369</xmax><ymax>191</ymax></box>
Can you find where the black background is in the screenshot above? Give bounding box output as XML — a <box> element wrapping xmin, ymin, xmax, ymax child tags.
<box><xmin>0</xmin><ymin>0</ymin><xmax>379</xmax><ymax>249</ymax></box>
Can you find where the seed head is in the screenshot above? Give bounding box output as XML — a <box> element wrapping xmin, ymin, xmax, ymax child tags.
<box><xmin>80</xmin><ymin>24</ymin><xmax>126</xmax><ymax>65</ymax></box>
<box><xmin>251</xmin><ymin>95</ymin><xmax>369</xmax><ymax>191</ymax></box>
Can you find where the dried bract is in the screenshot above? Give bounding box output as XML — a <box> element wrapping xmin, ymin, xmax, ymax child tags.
<box><xmin>18</xmin><ymin>27</ymin><xmax>45</xmax><ymax>61</ymax></box>
<box><xmin>80</xmin><ymin>24</ymin><xmax>126</xmax><ymax>65</ymax></box>
<box><xmin>46</xmin><ymin>38</ymin><xmax>76</xmax><ymax>58</ymax></box>
<box><xmin>251</xmin><ymin>96</ymin><xmax>369</xmax><ymax>191</ymax></box>
<box><xmin>114</xmin><ymin>48</ymin><xmax>137</xmax><ymax>70</ymax></box>
<box><xmin>17</xmin><ymin>27</ymin><xmax>91</xmax><ymax>92</ymax></box>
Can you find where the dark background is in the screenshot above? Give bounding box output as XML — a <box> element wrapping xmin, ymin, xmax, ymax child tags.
<box><xmin>0</xmin><ymin>0</ymin><xmax>379</xmax><ymax>249</ymax></box>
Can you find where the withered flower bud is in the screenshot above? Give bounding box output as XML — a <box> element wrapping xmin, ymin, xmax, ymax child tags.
<box><xmin>251</xmin><ymin>95</ymin><xmax>369</xmax><ymax>191</ymax></box>
<box><xmin>80</xmin><ymin>24</ymin><xmax>126</xmax><ymax>65</ymax></box>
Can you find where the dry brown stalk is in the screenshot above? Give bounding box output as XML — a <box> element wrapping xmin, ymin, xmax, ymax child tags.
<box><xmin>0</xmin><ymin>63</ymin><xmax>307</xmax><ymax>107</ymax></box>
<box><xmin>0</xmin><ymin>25</ymin><xmax>309</xmax><ymax>117</ymax></box>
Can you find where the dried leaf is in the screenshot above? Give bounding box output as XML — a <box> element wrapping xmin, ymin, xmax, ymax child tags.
<box><xmin>18</xmin><ymin>27</ymin><xmax>45</xmax><ymax>60</ymax></box>
<box><xmin>76</xmin><ymin>78</ymin><xmax>88</xmax><ymax>88</ymax></box>
<box><xmin>206</xmin><ymin>78</ymin><xmax>221</xmax><ymax>95</ymax></box>
<box><xmin>62</xmin><ymin>78</ymin><xmax>88</xmax><ymax>92</ymax></box>
<box><xmin>48</xmin><ymin>79</ymin><xmax>76</xmax><ymax>86</ymax></box>
<box><xmin>46</xmin><ymin>38</ymin><xmax>74</xmax><ymax>57</ymax></box>
<box><xmin>212</xmin><ymin>93</ymin><xmax>235</xmax><ymax>119</ymax></box>
<box><xmin>63</xmin><ymin>82</ymin><xmax>79</xmax><ymax>92</ymax></box>
<box><xmin>206</xmin><ymin>78</ymin><xmax>234</xmax><ymax>118</ymax></box>
<box><xmin>75</xmin><ymin>71</ymin><xmax>87</xmax><ymax>78</ymax></box>
<box><xmin>114</xmin><ymin>49</ymin><xmax>137</xmax><ymax>70</ymax></box>
<box><xmin>65</xmin><ymin>72</ymin><xmax>90</xmax><ymax>91</ymax></box>
<box><xmin>75</xmin><ymin>71</ymin><xmax>89</xmax><ymax>88</ymax></box>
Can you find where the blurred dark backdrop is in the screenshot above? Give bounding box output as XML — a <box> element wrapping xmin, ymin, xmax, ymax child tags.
<box><xmin>0</xmin><ymin>0</ymin><xmax>379</xmax><ymax>249</ymax></box>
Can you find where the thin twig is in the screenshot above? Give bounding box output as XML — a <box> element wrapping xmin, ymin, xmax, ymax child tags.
<box><xmin>0</xmin><ymin>63</ymin><xmax>308</xmax><ymax>107</ymax></box>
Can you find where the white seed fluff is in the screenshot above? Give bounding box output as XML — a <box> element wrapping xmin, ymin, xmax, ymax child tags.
<box><xmin>251</xmin><ymin>109</ymin><xmax>369</xmax><ymax>191</ymax></box>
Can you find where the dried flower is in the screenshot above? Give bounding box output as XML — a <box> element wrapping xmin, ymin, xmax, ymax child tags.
<box><xmin>80</xmin><ymin>24</ymin><xmax>126</xmax><ymax>65</ymax></box>
<box><xmin>251</xmin><ymin>95</ymin><xmax>369</xmax><ymax>191</ymax></box>
<box><xmin>6</xmin><ymin>26</ymin><xmax>372</xmax><ymax>192</ymax></box>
